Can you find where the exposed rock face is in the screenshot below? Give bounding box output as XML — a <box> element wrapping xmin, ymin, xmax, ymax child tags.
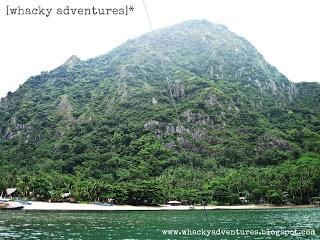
<box><xmin>115</xmin><ymin>67</ymin><xmax>133</xmax><ymax>102</ymax></box>
<box><xmin>171</xmin><ymin>80</ymin><xmax>185</xmax><ymax>99</ymax></box>
<box><xmin>5</xmin><ymin>127</ymin><xmax>13</xmax><ymax>140</ymax></box>
<box><xmin>191</xmin><ymin>128</ymin><xmax>207</xmax><ymax>141</ymax></box>
<box><xmin>207</xmin><ymin>94</ymin><xmax>219</xmax><ymax>106</ymax></box>
<box><xmin>57</xmin><ymin>95</ymin><xmax>74</xmax><ymax>121</ymax></box>
<box><xmin>182</xmin><ymin>111</ymin><xmax>211</xmax><ymax>125</ymax></box>
<box><xmin>165</xmin><ymin>123</ymin><xmax>189</xmax><ymax>135</ymax></box>
<box><xmin>286</xmin><ymin>82</ymin><xmax>298</xmax><ymax>101</ymax></box>
<box><xmin>3</xmin><ymin>116</ymin><xmax>32</xmax><ymax>142</ymax></box>
<box><xmin>0</xmin><ymin>96</ymin><xmax>9</xmax><ymax>109</ymax></box>
<box><xmin>266</xmin><ymin>80</ymin><xmax>278</xmax><ymax>94</ymax></box>
<box><xmin>256</xmin><ymin>134</ymin><xmax>292</xmax><ymax>156</ymax></box>
<box><xmin>144</xmin><ymin>120</ymin><xmax>159</xmax><ymax>129</ymax></box>
<box><xmin>63</xmin><ymin>55</ymin><xmax>81</xmax><ymax>69</ymax></box>
<box><xmin>151</xmin><ymin>98</ymin><xmax>158</xmax><ymax>105</ymax></box>
<box><xmin>119</xmin><ymin>86</ymin><xmax>128</xmax><ymax>102</ymax></box>
<box><xmin>55</xmin><ymin>95</ymin><xmax>75</xmax><ymax>139</ymax></box>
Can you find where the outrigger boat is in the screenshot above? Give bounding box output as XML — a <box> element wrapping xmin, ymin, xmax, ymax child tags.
<box><xmin>0</xmin><ymin>188</ymin><xmax>25</xmax><ymax>209</ymax></box>
<box><xmin>94</xmin><ymin>202</ymin><xmax>115</xmax><ymax>206</ymax></box>
<box><xmin>15</xmin><ymin>198</ymin><xmax>32</xmax><ymax>205</ymax></box>
<box><xmin>0</xmin><ymin>198</ymin><xmax>24</xmax><ymax>209</ymax></box>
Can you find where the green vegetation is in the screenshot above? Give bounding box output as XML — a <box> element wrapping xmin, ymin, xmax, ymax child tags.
<box><xmin>0</xmin><ymin>20</ymin><xmax>319</xmax><ymax>205</ymax></box>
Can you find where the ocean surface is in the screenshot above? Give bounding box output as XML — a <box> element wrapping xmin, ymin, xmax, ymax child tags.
<box><xmin>0</xmin><ymin>208</ymin><xmax>319</xmax><ymax>239</ymax></box>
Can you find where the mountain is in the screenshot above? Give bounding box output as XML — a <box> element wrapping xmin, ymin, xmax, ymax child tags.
<box><xmin>0</xmin><ymin>20</ymin><xmax>319</xmax><ymax>205</ymax></box>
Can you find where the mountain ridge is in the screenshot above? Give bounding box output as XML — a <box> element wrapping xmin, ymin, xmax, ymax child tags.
<box><xmin>0</xmin><ymin>20</ymin><xmax>319</xmax><ymax>205</ymax></box>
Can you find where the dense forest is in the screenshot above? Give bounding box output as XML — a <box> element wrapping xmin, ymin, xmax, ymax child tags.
<box><xmin>0</xmin><ymin>20</ymin><xmax>319</xmax><ymax>205</ymax></box>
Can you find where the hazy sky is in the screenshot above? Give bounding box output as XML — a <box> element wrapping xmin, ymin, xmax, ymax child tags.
<box><xmin>1</xmin><ymin>0</ymin><xmax>319</xmax><ymax>98</ymax></box>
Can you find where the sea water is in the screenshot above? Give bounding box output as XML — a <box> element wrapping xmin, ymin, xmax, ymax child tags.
<box><xmin>0</xmin><ymin>208</ymin><xmax>319</xmax><ymax>239</ymax></box>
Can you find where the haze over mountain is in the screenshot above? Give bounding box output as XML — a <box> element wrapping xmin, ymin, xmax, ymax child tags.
<box><xmin>0</xmin><ymin>20</ymin><xmax>319</xmax><ymax>204</ymax></box>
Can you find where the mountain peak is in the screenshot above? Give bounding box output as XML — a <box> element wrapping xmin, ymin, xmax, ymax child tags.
<box><xmin>63</xmin><ymin>55</ymin><xmax>81</xmax><ymax>68</ymax></box>
<box><xmin>171</xmin><ymin>19</ymin><xmax>228</xmax><ymax>30</ymax></box>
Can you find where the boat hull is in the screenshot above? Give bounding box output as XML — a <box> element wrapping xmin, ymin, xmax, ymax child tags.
<box><xmin>0</xmin><ymin>202</ymin><xmax>24</xmax><ymax>209</ymax></box>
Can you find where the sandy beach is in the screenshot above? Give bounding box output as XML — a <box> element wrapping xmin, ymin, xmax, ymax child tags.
<box><xmin>20</xmin><ymin>202</ymin><xmax>316</xmax><ymax>211</ymax></box>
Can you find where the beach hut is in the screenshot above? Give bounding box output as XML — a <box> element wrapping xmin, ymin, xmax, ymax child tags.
<box><xmin>62</xmin><ymin>192</ymin><xmax>71</xmax><ymax>198</ymax></box>
<box><xmin>6</xmin><ymin>188</ymin><xmax>17</xmax><ymax>197</ymax></box>
<box><xmin>239</xmin><ymin>196</ymin><xmax>247</xmax><ymax>204</ymax></box>
<box><xmin>167</xmin><ymin>200</ymin><xmax>182</xmax><ymax>206</ymax></box>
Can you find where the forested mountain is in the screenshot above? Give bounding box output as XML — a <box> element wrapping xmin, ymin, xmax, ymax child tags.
<box><xmin>0</xmin><ymin>20</ymin><xmax>319</xmax><ymax>205</ymax></box>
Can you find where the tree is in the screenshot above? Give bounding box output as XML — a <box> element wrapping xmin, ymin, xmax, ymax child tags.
<box><xmin>267</xmin><ymin>190</ymin><xmax>283</xmax><ymax>204</ymax></box>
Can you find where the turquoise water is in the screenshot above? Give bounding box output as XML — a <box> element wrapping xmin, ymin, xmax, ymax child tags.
<box><xmin>0</xmin><ymin>208</ymin><xmax>319</xmax><ymax>239</ymax></box>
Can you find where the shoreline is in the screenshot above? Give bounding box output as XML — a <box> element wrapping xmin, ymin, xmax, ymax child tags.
<box><xmin>15</xmin><ymin>202</ymin><xmax>317</xmax><ymax>211</ymax></box>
